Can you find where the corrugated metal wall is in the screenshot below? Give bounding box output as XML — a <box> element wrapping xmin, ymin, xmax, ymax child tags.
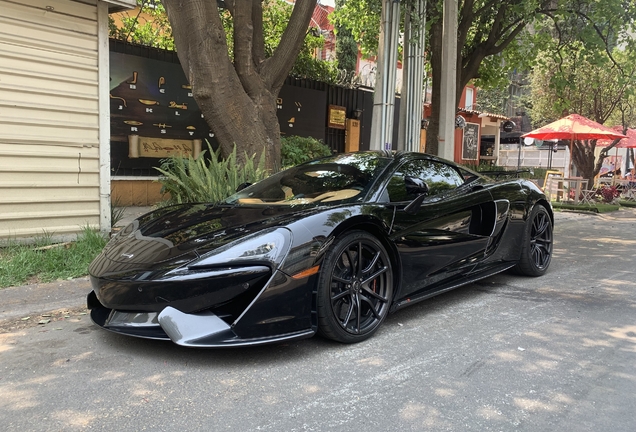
<box><xmin>0</xmin><ymin>0</ymin><xmax>101</xmax><ymax>239</ymax></box>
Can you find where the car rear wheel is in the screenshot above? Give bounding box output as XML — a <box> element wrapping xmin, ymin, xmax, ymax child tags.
<box><xmin>512</xmin><ymin>204</ymin><xmax>553</xmax><ymax>276</ymax></box>
<box><xmin>317</xmin><ymin>231</ymin><xmax>393</xmax><ymax>343</ymax></box>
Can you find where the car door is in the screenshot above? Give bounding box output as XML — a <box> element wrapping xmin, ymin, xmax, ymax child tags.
<box><xmin>381</xmin><ymin>158</ymin><xmax>499</xmax><ymax>298</ymax></box>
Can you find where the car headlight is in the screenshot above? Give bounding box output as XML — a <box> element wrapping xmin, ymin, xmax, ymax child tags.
<box><xmin>188</xmin><ymin>228</ymin><xmax>292</xmax><ymax>270</ymax></box>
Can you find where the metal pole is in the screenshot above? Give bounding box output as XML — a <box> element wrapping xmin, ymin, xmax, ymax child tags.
<box><xmin>438</xmin><ymin>0</ymin><xmax>458</xmax><ymax>160</ymax></box>
<box><xmin>370</xmin><ymin>0</ymin><xmax>401</xmax><ymax>151</ymax></box>
<box><xmin>398</xmin><ymin>0</ymin><xmax>427</xmax><ymax>153</ymax></box>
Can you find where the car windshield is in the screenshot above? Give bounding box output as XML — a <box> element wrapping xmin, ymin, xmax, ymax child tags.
<box><xmin>224</xmin><ymin>152</ymin><xmax>392</xmax><ymax>206</ymax></box>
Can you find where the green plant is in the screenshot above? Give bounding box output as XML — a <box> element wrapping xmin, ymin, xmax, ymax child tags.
<box><xmin>281</xmin><ymin>136</ymin><xmax>332</xmax><ymax>168</ymax></box>
<box><xmin>551</xmin><ymin>202</ymin><xmax>620</xmax><ymax>213</ymax></box>
<box><xmin>599</xmin><ymin>185</ymin><xmax>621</xmax><ymax>203</ymax></box>
<box><xmin>156</xmin><ymin>143</ymin><xmax>268</xmax><ymax>205</ymax></box>
<box><xmin>0</xmin><ymin>226</ymin><xmax>107</xmax><ymax>288</ymax></box>
<box><xmin>470</xmin><ymin>164</ymin><xmax>548</xmax><ymax>184</ymax></box>
<box><xmin>111</xmin><ymin>196</ymin><xmax>126</xmax><ymax>227</ymax></box>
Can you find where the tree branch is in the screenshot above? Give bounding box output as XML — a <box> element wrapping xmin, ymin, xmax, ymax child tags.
<box><xmin>252</xmin><ymin>0</ymin><xmax>265</xmax><ymax>67</ymax></box>
<box><xmin>261</xmin><ymin>0</ymin><xmax>316</xmax><ymax>92</ymax></box>
<box><xmin>567</xmin><ymin>9</ymin><xmax>624</xmax><ymax>73</ymax></box>
<box><xmin>233</xmin><ymin>1</ymin><xmax>261</xmax><ymax>98</ymax></box>
<box><xmin>164</xmin><ymin>0</ymin><xmax>233</xmax><ymax>88</ymax></box>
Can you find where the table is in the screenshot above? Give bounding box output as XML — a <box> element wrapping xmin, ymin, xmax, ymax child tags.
<box><xmin>545</xmin><ymin>177</ymin><xmax>588</xmax><ymax>204</ymax></box>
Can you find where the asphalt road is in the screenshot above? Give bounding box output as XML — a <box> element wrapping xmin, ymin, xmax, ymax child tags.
<box><xmin>1</xmin><ymin>210</ymin><xmax>635</xmax><ymax>431</ymax></box>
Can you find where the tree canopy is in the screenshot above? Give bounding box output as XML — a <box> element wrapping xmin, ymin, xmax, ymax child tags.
<box><xmin>333</xmin><ymin>0</ymin><xmax>636</xmax><ymax>155</ymax></box>
<box><xmin>528</xmin><ymin>44</ymin><xmax>636</xmax><ymax>187</ymax></box>
<box><xmin>109</xmin><ymin>0</ymin><xmax>636</xmax><ymax>173</ymax></box>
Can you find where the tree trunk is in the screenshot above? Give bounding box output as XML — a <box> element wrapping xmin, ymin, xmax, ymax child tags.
<box><xmin>573</xmin><ymin>137</ymin><xmax>624</xmax><ymax>190</ymax></box>
<box><xmin>163</xmin><ymin>0</ymin><xmax>316</xmax><ymax>171</ymax></box>
<box><xmin>572</xmin><ymin>141</ymin><xmax>597</xmax><ymax>191</ymax></box>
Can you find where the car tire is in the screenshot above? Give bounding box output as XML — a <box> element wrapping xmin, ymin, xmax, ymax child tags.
<box><xmin>512</xmin><ymin>204</ymin><xmax>553</xmax><ymax>276</ymax></box>
<box><xmin>316</xmin><ymin>230</ymin><xmax>393</xmax><ymax>343</ymax></box>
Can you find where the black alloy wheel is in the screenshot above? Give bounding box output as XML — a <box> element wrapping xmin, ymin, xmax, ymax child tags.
<box><xmin>317</xmin><ymin>231</ymin><xmax>393</xmax><ymax>343</ymax></box>
<box><xmin>513</xmin><ymin>204</ymin><xmax>553</xmax><ymax>276</ymax></box>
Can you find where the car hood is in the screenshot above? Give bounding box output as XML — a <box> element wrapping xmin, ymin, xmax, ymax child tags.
<box><xmin>101</xmin><ymin>203</ymin><xmax>316</xmax><ymax>266</ymax></box>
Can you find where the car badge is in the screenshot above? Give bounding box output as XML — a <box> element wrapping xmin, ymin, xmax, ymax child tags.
<box><xmin>121</xmin><ymin>253</ymin><xmax>134</xmax><ymax>259</ymax></box>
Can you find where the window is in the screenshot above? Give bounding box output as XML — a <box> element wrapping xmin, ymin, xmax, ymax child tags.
<box><xmin>465</xmin><ymin>88</ymin><xmax>474</xmax><ymax>110</ymax></box>
<box><xmin>385</xmin><ymin>159</ymin><xmax>464</xmax><ymax>203</ymax></box>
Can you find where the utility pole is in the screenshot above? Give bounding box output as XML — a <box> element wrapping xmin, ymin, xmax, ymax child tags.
<box><xmin>437</xmin><ymin>0</ymin><xmax>458</xmax><ymax>161</ymax></box>
<box><xmin>370</xmin><ymin>0</ymin><xmax>400</xmax><ymax>151</ymax></box>
<box><xmin>398</xmin><ymin>0</ymin><xmax>427</xmax><ymax>153</ymax></box>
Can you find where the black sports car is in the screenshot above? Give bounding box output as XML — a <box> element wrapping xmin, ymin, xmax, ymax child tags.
<box><xmin>88</xmin><ymin>151</ymin><xmax>553</xmax><ymax>347</ymax></box>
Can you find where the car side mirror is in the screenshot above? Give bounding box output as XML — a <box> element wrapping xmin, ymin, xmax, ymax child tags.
<box><xmin>404</xmin><ymin>193</ymin><xmax>427</xmax><ymax>215</ymax></box>
<box><xmin>236</xmin><ymin>182</ymin><xmax>252</xmax><ymax>192</ymax></box>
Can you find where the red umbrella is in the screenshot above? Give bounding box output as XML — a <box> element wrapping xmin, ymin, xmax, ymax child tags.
<box><xmin>596</xmin><ymin>127</ymin><xmax>636</xmax><ymax>148</ymax></box>
<box><xmin>596</xmin><ymin>127</ymin><xmax>636</xmax><ymax>183</ymax></box>
<box><xmin>522</xmin><ymin>114</ymin><xmax>628</xmax><ymax>141</ymax></box>
<box><xmin>522</xmin><ymin>114</ymin><xmax>627</xmax><ymax>177</ymax></box>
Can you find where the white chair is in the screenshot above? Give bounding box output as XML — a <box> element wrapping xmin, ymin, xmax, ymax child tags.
<box><xmin>580</xmin><ymin>189</ymin><xmax>597</xmax><ymax>205</ymax></box>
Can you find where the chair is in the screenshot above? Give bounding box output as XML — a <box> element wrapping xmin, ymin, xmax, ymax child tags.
<box><xmin>545</xmin><ymin>176</ymin><xmax>566</xmax><ymax>202</ymax></box>
<box><xmin>622</xmin><ymin>187</ymin><xmax>636</xmax><ymax>202</ymax></box>
<box><xmin>580</xmin><ymin>189</ymin><xmax>597</xmax><ymax>205</ymax></box>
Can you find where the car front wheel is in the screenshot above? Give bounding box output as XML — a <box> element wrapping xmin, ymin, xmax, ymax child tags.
<box><xmin>317</xmin><ymin>231</ymin><xmax>393</xmax><ymax>343</ymax></box>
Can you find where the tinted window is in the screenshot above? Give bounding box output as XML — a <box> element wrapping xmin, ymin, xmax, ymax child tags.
<box><xmin>386</xmin><ymin>159</ymin><xmax>464</xmax><ymax>202</ymax></box>
<box><xmin>225</xmin><ymin>152</ymin><xmax>392</xmax><ymax>206</ymax></box>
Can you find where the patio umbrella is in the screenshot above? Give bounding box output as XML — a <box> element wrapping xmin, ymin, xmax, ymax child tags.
<box><xmin>596</xmin><ymin>126</ymin><xmax>636</xmax><ymax>148</ymax></box>
<box><xmin>522</xmin><ymin>114</ymin><xmax>627</xmax><ymax>176</ymax></box>
<box><xmin>596</xmin><ymin>127</ymin><xmax>636</xmax><ymax>181</ymax></box>
<box><xmin>522</xmin><ymin>114</ymin><xmax>628</xmax><ymax>141</ymax></box>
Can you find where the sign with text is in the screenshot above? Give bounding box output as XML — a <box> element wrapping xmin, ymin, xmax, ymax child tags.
<box><xmin>128</xmin><ymin>135</ymin><xmax>202</xmax><ymax>159</ymax></box>
<box><xmin>462</xmin><ymin>122</ymin><xmax>480</xmax><ymax>160</ymax></box>
<box><xmin>328</xmin><ymin>105</ymin><xmax>347</xmax><ymax>129</ymax></box>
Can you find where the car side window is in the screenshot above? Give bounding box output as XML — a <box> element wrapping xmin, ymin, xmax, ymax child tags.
<box><xmin>386</xmin><ymin>159</ymin><xmax>464</xmax><ymax>202</ymax></box>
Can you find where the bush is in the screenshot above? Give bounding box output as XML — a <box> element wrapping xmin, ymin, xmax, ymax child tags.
<box><xmin>470</xmin><ymin>164</ymin><xmax>549</xmax><ymax>184</ymax></box>
<box><xmin>156</xmin><ymin>143</ymin><xmax>267</xmax><ymax>205</ymax></box>
<box><xmin>599</xmin><ymin>185</ymin><xmax>621</xmax><ymax>203</ymax></box>
<box><xmin>281</xmin><ymin>136</ymin><xmax>332</xmax><ymax>168</ymax></box>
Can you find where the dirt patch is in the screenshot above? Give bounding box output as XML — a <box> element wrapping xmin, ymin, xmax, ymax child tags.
<box><xmin>0</xmin><ymin>306</ymin><xmax>88</xmax><ymax>333</ymax></box>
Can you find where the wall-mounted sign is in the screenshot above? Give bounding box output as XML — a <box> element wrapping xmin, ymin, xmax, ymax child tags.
<box><xmin>502</xmin><ymin>120</ymin><xmax>515</xmax><ymax>133</ymax></box>
<box><xmin>462</xmin><ymin>122</ymin><xmax>480</xmax><ymax>161</ymax></box>
<box><xmin>128</xmin><ymin>135</ymin><xmax>202</xmax><ymax>159</ymax></box>
<box><xmin>328</xmin><ymin>105</ymin><xmax>347</xmax><ymax>129</ymax></box>
<box><xmin>455</xmin><ymin>115</ymin><xmax>467</xmax><ymax>129</ymax></box>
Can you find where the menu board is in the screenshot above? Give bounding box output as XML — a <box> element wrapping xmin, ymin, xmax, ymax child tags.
<box><xmin>462</xmin><ymin>122</ymin><xmax>480</xmax><ymax>160</ymax></box>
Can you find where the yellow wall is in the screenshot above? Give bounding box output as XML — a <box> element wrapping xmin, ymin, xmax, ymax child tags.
<box><xmin>111</xmin><ymin>179</ymin><xmax>165</xmax><ymax>207</ymax></box>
